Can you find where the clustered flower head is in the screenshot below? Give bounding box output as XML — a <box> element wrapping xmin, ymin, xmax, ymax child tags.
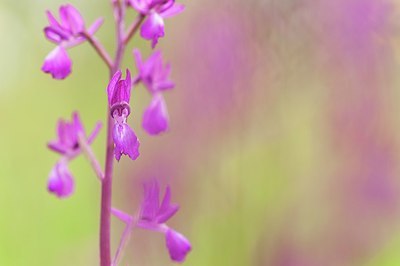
<box><xmin>47</xmin><ymin>112</ymin><xmax>102</xmax><ymax>198</ymax></box>
<box><xmin>128</xmin><ymin>0</ymin><xmax>185</xmax><ymax>48</ymax></box>
<box><xmin>42</xmin><ymin>4</ymin><xmax>103</xmax><ymax>79</ymax></box>
<box><xmin>113</xmin><ymin>179</ymin><xmax>192</xmax><ymax>262</ymax></box>
<box><xmin>42</xmin><ymin>1</ymin><xmax>190</xmax><ymax>264</ymax></box>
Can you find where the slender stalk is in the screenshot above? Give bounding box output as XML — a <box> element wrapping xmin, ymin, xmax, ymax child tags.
<box><xmin>82</xmin><ymin>31</ymin><xmax>114</xmax><ymax>69</ymax></box>
<box><xmin>100</xmin><ymin>1</ymin><xmax>126</xmax><ymax>265</ymax></box>
<box><xmin>78</xmin><ymin>132</ymin><xmax>104</xmax><ymax>181</ymax></box>
<box><xmin>123</xmin><ymin>14</ymin><xmax>145</xmax><ymax>45</ymax></box>
<box><xmin>112</xmin><ymin>219</ymin><xmax>135</xmax><ymax>266</ymax></box>
<box><xmin>100</xmin><ymin>115</ymin><xmax>115</xmax><ymax>266</ymax></box>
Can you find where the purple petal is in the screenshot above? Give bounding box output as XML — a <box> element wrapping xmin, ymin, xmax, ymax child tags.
<box><xmin>134</xmin><ymin>50</ymin><xmax>174</xmax><ymax>93</ymax></box>
<box><xmin>113</xmin><ymin>123</ymin><xmax>140</xmax><ymax>161</ymax></box>
<box><xmin>46</xmin><ymin>10</ymin><xmax>62</xmax><ymax>29</ymax></box>
<box><xmin>165</xmin><ymin>229</ymin><xmax>192</xmax><ymax>263</ymax></box>
<box><xmin>157</xmin><ymin>186</ymin><xmax>179</xmax><ymax>223</ymax></box>
<box><xmin>47</xmin><ymin>142</ymin><xmax>67</xmax><ymax>155</ymax></box>
<box><xmin>159</xmin><ymin>3</ymin><xmax>185</xmax><ymax>18</ymax></box>
<box><xmin>140</xmin><ymin>51</ymin><xmax>162</xmax><ymax>88</ymax></box>
<box><xmin>133</xmin><ymin>49</ymin><xmax>143</xmax><ymax>72</ymax></box>
<box><xmin>60</xmin><ymin>4</ymin><xmax>85</xmax><ymax>35</ymax></box>
<box><xmin>87</xmin><ymin>17</ymin><xmax>104</xmax><ymax>36</ymax></box>
<box><xmin>111</xmin><ymin>208</ymin><xmax>133</xmax><ymax>223</ymax></box>
<box><xmin>44</xmin><ymin>27</ymin><xmax>69</xmax><ymax>43</ymax></box>
<box><xmin>142</xmin><ymin>94</ymin><xmax>169</xmax><ymax>135</ymax></box>
<box><xmin>47</xmin><ymin>162</ymin><xmax>75</xmax><ymax>198</ymax></box>
<box><xmin>140</xmin><ymin>12</ymin><xmax>165</xmax><ymax>48</ymax></box>
<box><xmin>41</xmin><ymin>46</ymin><xmax>72</xmax><ymax>80</ymax></box>
<box><xmin>119</xmin><ymin>69</ymin><xmax>132</xmax><ymax>103</ymax></box>
<box><xmin>72</xmin><ymin>112</ymin><xmax>84</xmax><ymax>135</ymax></box>
<box><xmin>87</xmin><ymin>122</ymin><xmax>103</xmax><ymax>145</ymax></box>
<box><xmin>107</xmin><ymin>70</ymin><xmax>122</xmax><ymax>105</ymax></box>
<box><xmin>140</xmin><ymin>179</ymin><xmax>160</xmax><ymax>221</ymax></box>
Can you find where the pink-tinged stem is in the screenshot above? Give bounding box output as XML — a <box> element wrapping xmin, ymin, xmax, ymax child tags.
<box><xmin>123</xmin><ymin>14</ymin><xmax>146</xmax><ymax>45</ymax></box>
<box><xmin>112</xmin><ymin>219</ymin><xmax>135</xmax><ymax>266</ymax></box>
<box><xmin>99</xmin><ymin>1</ymin><xmax>146</xmax><ymax>265</ymax></box>
<box><xmin>82</xmin><ymin>31</ymin><xmax>113</xmax><ymax>69</ymax></box>
<box><xmin>100</xmin><ymin>1</ymin><xmax>126</xmax><ymax>265</ymax></box>
<box><xmin>78</xmin><ymin>132</ymin><xmax>104</xmax><ymax>181</ymax></box>
<box><xmin>100</xmin><ymin>114</ymin><xmax>114</xmax><ymax>266</ymax></box>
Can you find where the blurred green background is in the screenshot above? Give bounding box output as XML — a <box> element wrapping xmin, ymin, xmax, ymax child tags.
<box><xmin>2</xmin><ymin>0</ymin><xmax>400</xmax><ymax>265</ymax></box>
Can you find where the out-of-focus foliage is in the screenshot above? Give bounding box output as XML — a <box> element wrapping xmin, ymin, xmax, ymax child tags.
<box><xmin>1</xmin><ymin>0</ymin><xmax>400</xmax><ymax>265</ymax></box>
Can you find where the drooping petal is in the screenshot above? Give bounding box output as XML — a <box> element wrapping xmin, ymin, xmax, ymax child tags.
<box><xmin>41</xmin><ymin>46</ymin><xmax>72</xmax><ymax>80</ymax></box>
<box><xmin>113</xmin><ymin>123</ymin><xmax>140</xmax><ymax>161</ymax></box>
<box><xmin>165</xmin><ymin>229</ymin><xmax>192</xmax><ymax>263</ymax></box>
<box><xmin>159</xmin><ymin>3</ymin><xmax>185</xmax><ymax>18</ymax></box>
<box><xmin>47</xmin><ymin>162</ymin><xmax>75</xmax><ymax>198</ymax></box>
<box><xmin>142</xmin><ymin>94</ymin><xmax>169</xmax><ymax>135</ymax></box>
<box><xmin>140</xmin><ymin>12</ymin><xmax>165</xmax><ymax>48</ymax></box>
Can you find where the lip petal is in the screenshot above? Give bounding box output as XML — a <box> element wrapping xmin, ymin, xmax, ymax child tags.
<box><xmin>41</xmin><ymin>46</ymin><xmax>72</xmax><ymax>80</ymax></box>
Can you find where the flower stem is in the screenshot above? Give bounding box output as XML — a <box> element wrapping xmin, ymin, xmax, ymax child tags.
<box><xmin>100</xmin><ymin>1</ymin><xmax>126</xmax><ymax>265</ymax></box>
<box><xmin>78</xmin><ymin>132</ymin><xmax>104</xmax><ymax>181</ymax></box>
<box><xmin>112</xmin><ymin>219</ymin><xmax>135</xmax><ymax>266</ymax></box>
<box><xmin>82</xmin><ymin>30</ymin><xmax>113</xmax><ymax>69</ymax></box>
<box><xmin>100</xmin><ymin>114</ymin><xmax>115</xmax><ymax>266</ymax></box>
<box><xmin>123</xmin><ymin>14</ymin><xmax>146</xmax><ymax>45</ymax></box>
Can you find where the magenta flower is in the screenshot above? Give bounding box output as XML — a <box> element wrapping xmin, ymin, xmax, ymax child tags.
<box><xmin>48</xmin><ymin>112</ymin><xmax>102</xmax><ymax>157</ymax></box>
<box><xmin>42</xmin><ymin>4</ymin><xmax>103</xmax><ymax>79</ymax></box>
<box><xmin>112</xmin><ymin>179</ymin><xmax>191</xmax><ymax>262</ymax></box>
<box><xmin>138</xmin><ymin>179</ymin><xmax>191</xmax><ymax>262</ymax></box>
<box><xmin>142</xmin><ymin>94</ymin><xmax>169</xmax><ymax>135</ymax></box>
<box><xmin>47</xmin><ymin>161</ymin><xmax>74</xmax><ymax>198</ymax></box>
<box><xmin>133</xmin><ymin>49</ymin><xmax>174</xmax><ymax>93</ymax></box>
<box><xmin>47</xmin><ymin>112</ymin><xmax>101</xmax><ymax>198</ymax></box>
<box><xmin>128</xmin><ymin>0</ymin><xmax>184</xmax><ymax>48</ymax></box>
<box><xmin>139</xmin><ymin>179</ymin><xmax>179</xmax><ymax>223</ymax></box>
<box><xmin>134</xmin><ymin>49</ymin><xmax>173</xmax><ymax>135</ymax></box>
<box><xmin>107</xmin><ymin>70</ymin><xmax>140</xmax><ymax>161</ymax></box>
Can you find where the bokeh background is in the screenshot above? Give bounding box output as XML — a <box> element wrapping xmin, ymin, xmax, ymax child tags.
<box><xmin>1</xmin><ymin>0</ymin><xmax>400</xmax><ymax>265</ymax></box>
